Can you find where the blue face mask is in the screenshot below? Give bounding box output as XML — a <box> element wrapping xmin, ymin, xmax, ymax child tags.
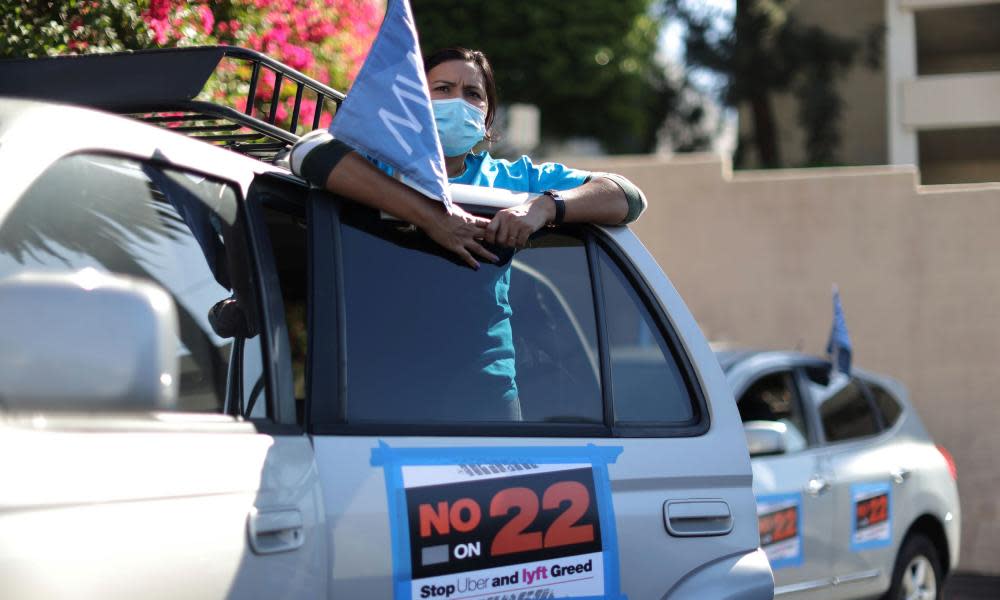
<box><xmin>432</xmin><ymin>98</ymin><xmax>486</xmax><ymax>157</ymax></box>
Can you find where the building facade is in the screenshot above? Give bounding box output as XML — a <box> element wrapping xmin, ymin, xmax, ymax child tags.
<box><xmin>889</xmin><ymin>0</ymin><xmax>1000</xmax><ymax>184</ymax></box>
<box><xmin>739</xmin><ymin>0</ymin><xmax>1000</xmax><ymax>184</ymax></box>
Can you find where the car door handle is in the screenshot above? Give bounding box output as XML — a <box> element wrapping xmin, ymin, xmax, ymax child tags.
<box><xmin>890</xmin><ymin>467</ymin><xmax>911</xmax><ymax>484</ymax></box>
<box><xmin>806</xmin><ymin>476</ymin><xmax>830</xmax><ymax>496</ymax></box>
<box><xmin>664</xmin><ymin>500</ymin><xmax>733</xmax><ymax>537</ymax></box>
<box><xmin>247</xmin><ymin>508</ymin><xmax>305</xmax><ymax>555</ymax></box>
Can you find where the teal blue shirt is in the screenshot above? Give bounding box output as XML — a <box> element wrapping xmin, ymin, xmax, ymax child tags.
<box><xmin>451</xmin><ymin>151</ymin><xmax>591</xmax><ymax>192</ymax></box>
<box><xmin>374</xmin><ymin>151</ymin><xmax>591</xmax><ymax>192</ymax></box>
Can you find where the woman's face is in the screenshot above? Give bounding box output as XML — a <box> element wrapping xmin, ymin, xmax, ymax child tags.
<box><xmin>427</xmin><ymin>59</ymin><xmax>488</xmax><ymax>115</ymax></box>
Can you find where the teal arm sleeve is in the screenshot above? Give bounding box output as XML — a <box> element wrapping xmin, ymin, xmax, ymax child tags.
<box><xmin>591</xmin><ymin>172</ymin><xmax>647</xmax><ymax>224</ymax></box>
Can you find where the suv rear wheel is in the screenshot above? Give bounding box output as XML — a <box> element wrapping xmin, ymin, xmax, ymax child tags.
<box><xmin>885</xmin><ymin>533</ymin><xmax>942</xmax><ymax>600</ymax></box>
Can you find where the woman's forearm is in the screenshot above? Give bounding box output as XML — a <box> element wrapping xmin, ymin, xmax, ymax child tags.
<box><xmin>484</xmin><ymin>174</ymin><xmax>645</xmax><ymax>248</ymax></box>
<box><xmin>321</xmin><ymin>151</ymin><xmax>442</xmax><ymax>228</ymax></box>
<box><xmin>532</xmin><ymin>176</ymin><xmax>630</xmax><ymax>226</ymax></box>
<box><xmin>321</xmin><ymin>152</ymin><xmax>498</xmax><ymax>268</ymax></box>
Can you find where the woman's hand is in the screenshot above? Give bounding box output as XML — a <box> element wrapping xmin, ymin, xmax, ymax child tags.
<box><xmin>418</xmin><ymin>201</ymin><xmax>499</xmax><ymax>269</ymax></box>
<box><xmin>485</xmin><ymin>195</ymin><xmax>555</xmax><ymax>249</ymax></box>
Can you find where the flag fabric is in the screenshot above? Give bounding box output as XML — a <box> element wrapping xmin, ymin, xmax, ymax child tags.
<box><xmin>826</xmin><ymin>286</ymin><xmax>853</xmax><ymax>375</ymax></box>
<box><xmin>328</xmin><ymin>0</ymin><xmax>451</xmax><ymax>207</ymax></box>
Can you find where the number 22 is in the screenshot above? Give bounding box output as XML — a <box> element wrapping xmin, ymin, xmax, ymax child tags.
<box><xmin>489</xmin><ymin>481</ymin><xmax>594</xmax><ymax>556</ymax></box>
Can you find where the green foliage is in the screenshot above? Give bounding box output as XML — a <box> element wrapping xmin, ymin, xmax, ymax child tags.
<box><xmin>413</xmin><ymin>0</ymin><xmax>708</xmax><ymax>154</ymax></box>
<box><xmin>0</xmin><ymin>0</ymin><xmax>153</xmax><ymax>58</ymax></box>
<box><xmin>665</xmin><ymin>0</ymin><xmax>870</xmax><ymax>167</ymax></box>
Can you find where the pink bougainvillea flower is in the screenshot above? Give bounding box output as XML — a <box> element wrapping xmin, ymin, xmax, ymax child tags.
<box><xmin>281</xmin><ymin>44</ymin><xmax>315</xmax><ymax>71</ymax></box>
<box><xmin>197</xmin><ymin>5</ymin><xmax>215</xmax><ymax>35</ymax></box>
<box><xmin>148</xmin><ymin>0</ymin><xmax>171</xmax><ymax>21</ymax></box>
<box><xmin>274</xmin><ymin>102</ymin><xmax>288</xmax><ymax>122</ymax></box>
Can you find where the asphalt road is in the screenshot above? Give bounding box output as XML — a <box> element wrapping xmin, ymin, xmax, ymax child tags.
<box><xmin>944</xmin><ymin>573</ymin><xmax>1000</xmax><ymax>599</ymax></box>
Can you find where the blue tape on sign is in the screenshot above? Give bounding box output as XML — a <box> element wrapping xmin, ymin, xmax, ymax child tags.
<box><xmin>371</xmin><ymin>442</ymin><xmax>626</xmax><ymax>600</ymax></box>
<box><xmin>850</xmin><ymin>481</ymin><xmax>893</xmax><ymax>552</ymax></box>
<box><xmin>756</xmin><ymin>492</ymin><xmax>804</xmax><ymax>570</ymax></box>
<box><xmin>383</xmin><ymin>458</ymin><xmax>411</xmax><ymax>600</ymax></box>
<box><xmin>591</xmin><ymin>460</ymin><xmax>621</xmax><ymax>596</ymax></box>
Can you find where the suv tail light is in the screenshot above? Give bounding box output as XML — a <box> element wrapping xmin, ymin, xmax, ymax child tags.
<box><xmin>937</xmin><ymin>445</ymin><xmax>957</xmax><ymax>481</ymax></box>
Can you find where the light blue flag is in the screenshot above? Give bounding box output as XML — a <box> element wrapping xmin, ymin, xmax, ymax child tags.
<box><xmin>328</xmin><ymin>0</ymin><xmax>451</xmax><ymax>207</ymax></box>
<box><xmin>826</xmin><ymin>285</ymin><xmax>853</xmax><ymax>375</ymax></box>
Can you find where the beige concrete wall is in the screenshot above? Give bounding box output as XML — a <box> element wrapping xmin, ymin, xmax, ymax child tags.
<box><xmin>570</xmin><ymin>153</ymin><xmax>1000</xmax><ymax>573</ymax></box>
<box><xmin>903</xmin><ymin>72</ymin><xmax>1000</xmax><ymax>129</ymax></box>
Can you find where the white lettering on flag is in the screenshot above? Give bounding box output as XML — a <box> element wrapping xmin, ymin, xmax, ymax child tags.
<box><xmin>377</xmin><ymin>52</ymin><xmax>431</xmax><ymax>156</ymax></box>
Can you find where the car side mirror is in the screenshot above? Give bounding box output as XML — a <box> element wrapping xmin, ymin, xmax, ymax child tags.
<box><xmin>743</xmin><ymin>420</ymin><xmax>790</xmax><ymax>457</ymax></box>
<box><xmin>0</xmin><ymin>269</ymin><xmax>179</xmax><ymax>411</ymax></box>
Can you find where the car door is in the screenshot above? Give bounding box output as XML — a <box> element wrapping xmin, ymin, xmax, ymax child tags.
<box><xmin>732</xmin><ymin>364</ymin><xmax>835</xmax><ymax>599</ymax></box>
<box><xmin>811</xmin><ymin>374</ymin><xmax>901</xmax><ymax>599</ymax></box>
<box><xmin>300</xmin><ymin>195</ymin><xmax>764</xmax><ymax>600</ymax></box>
<box><xmin>0</xmin><ymin>153</ymin><xmax>325</xmax><ymax>599</ymax></box>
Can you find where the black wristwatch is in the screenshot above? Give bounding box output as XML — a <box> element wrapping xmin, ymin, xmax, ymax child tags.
<box><xmin>543</xmin><ymin>189</ymin><xmax>566</xmax><ymax>226</ymax></box>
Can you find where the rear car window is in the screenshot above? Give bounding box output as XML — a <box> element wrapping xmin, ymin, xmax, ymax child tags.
<box><xmin>868</xmin><ymin>382</ymin><xmax>903</xmax><ymax>428</ymax></box>
<box><xmin>597</xmin><ymin>250</ymin><xmax>694</xmax><ymax>424</ymax></box>
<box><xmin>820</xmin><ymin>379</ymin><xmax>879</xmax><ymax>442</ymax></box>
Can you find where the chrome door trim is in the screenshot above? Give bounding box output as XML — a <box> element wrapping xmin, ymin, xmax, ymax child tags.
<box><xmin>833</xmin><ymin>569</ymin><xmax>881</xmax><ymax>585</ymax></box>
<box><xmin>774</xmin><ymin>577</ymin><xmax>832</xmax><ymax>595</ymax></box>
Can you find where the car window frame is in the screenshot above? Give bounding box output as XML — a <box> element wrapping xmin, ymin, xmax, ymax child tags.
<box><xmin>792</xmin><ymin>366</ymin><xmax>829</xmax><ymax>447</ymax></box>
<box><xmin>589</xmin><ymin>231</ymin><xmax>709</xmax><ymax>437</ymax></box>
<box><xmin>305</xmin><ymin>193</ymin><xmax>709</xmax><ymax>438</ymax></box>
<box><xmin>243</xmin><ymin>171</ymin><xmax>309</xmax><ymax>431</ymax></box>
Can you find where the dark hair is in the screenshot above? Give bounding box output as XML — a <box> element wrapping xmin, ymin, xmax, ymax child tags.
<box><xmin>425</xmin><ymin>47</ymin><xmax>498</xmax><ymax>141</ymax></box>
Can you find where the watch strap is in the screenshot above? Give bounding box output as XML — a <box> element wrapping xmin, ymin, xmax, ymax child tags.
<box><xmin>543</xmin><ymin>189</ymin><xmax>566</xmax><ymax>226</ymax></box>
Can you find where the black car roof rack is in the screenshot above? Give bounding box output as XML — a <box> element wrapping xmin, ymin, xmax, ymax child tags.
<box><xmin>0</xmin><ymin>46</ymin><xmax>344</xmax><ymax>164</ymax></box>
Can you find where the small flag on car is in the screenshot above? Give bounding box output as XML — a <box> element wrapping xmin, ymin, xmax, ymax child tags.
<box><xmin>328</xmin><ymin>0</ymin><xmax>451</xmax><ymax>208</ymax></box>
<box><xmin>826</xmin><ymin>285</ymin><xmax>852</xmax><ymax>375</ymax></box>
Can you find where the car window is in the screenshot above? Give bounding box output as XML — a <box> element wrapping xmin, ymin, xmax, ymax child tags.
<box><xmin>868</xmin><ymin>382</ymin><xmax>903</xmax><ymax>428</ymax></box>
<box><xmin>737</xmin><ymin>371</ymin><xmax>809</xmax><ymax>451</ymax></box>
<box><xmin>596</xmin><ymin>250</ymin><xmax>695</xmax><ymax>424</ymax></box>
<box><xmin>338</xmin><ymin>206</ymin><xmax>601</xmax><ymax>424</ymax></box>
<box><xmin>0</xmin><ymin>153</ymin><xmax>264</xmax><ymax>415</ymax></box>
<box><xmin>819</xmin><ymin>378</ymin><xmax>879</xmax><ymax>442</ymax></box>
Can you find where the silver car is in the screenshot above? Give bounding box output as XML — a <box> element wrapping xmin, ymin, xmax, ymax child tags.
<box><xmin>0</xmin><ymin>47</ymin><xmax>773</xmax><ymax>599</ymax></box>
<box><xmin>717</xmin><ymin>349</ymin><xmax>961</xmax><ymax>599</ymax></box>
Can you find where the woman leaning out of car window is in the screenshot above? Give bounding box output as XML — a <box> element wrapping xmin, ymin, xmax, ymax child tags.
<box><xmin>287</xmin><ymin>47</ymin><xmax>647</xmax><ymax>421</ymax></box>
